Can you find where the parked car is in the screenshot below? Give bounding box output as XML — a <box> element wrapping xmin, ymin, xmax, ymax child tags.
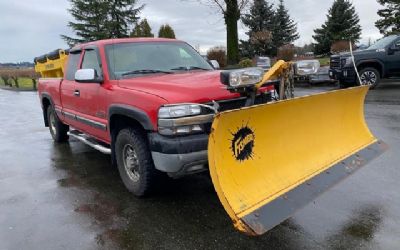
<box><xmin>293</xmin><ymin>59</ymin><xmax>320</xmax><ymax>83</ymax></box>
<box><xmin>255</xmin><ymin>56</ymin><xmax>271</xmax><ymax>71</ymax></box>
<box><xmin>329</xmin><ymin>34</ymin><xmax>400</xmax><ymax>89</ymax></box>
<box><xmin>309</xmin><ymin>66</ymin><xmax>336</xmax><ymax>84</ymax></box>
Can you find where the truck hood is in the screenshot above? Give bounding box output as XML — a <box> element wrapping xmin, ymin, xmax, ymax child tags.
<box><xmin>118</xmin><ymin>71</ymin><xmax>241</xmax><ymax>104</ymax></box>
<box><xmin>338</xmin><ymin>49</ymin><xmax>384</xmax><ymax>58</ymax></box>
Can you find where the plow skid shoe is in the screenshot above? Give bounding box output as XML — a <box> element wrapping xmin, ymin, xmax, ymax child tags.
<box><xmin>208</xmin><ymin>86</ymin><xmax>387</xmax><ymax>236</ymax></box>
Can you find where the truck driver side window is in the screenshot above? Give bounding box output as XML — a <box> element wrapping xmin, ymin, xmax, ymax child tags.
<box><xmin>65</xmin><ymin>52</ymin><xmax>81</xmax><ymax>81</ymax></box>
<box><xmin>81</xmin><ymin>49</ymin><xmax>102</xmax><ymax>78</ymax></box>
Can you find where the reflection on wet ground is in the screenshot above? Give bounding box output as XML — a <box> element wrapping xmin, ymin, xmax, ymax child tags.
<box><xmin>1</xmin><ymin>81</ymin><xmax>400</xmax><ymax>249</ymax></box>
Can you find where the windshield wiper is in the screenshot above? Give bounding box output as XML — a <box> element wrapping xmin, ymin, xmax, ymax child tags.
<box><xmin>122</xmin><ymin>69</ymin><xmax>173</xmax><ymax>76</ymax></box>
<box><xmin>170</xmin><ymin>66</ymin><xmax>211</xmax><ymax>71</ymax></box>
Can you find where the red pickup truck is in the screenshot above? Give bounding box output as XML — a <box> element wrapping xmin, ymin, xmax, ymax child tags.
<box><xmin>38</xmin><ymin>38</ymin><xmax>274</xmax><ymax>196</ymax></box>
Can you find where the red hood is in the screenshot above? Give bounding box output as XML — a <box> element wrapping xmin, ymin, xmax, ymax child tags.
<box><xmin>117</xmin><ymin>71</ymin><xmax>241</xmax><ymax>104</ymax></box>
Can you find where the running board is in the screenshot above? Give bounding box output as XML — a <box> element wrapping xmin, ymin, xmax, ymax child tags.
<box><xmin>68</xmin><ymin>130</ymin><xmax>111</xmax><ymax>154</ymax></box>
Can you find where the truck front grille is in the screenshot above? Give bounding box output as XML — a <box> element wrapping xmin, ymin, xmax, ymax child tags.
<box><xmin>330</xmin><ymin>57</ymin><xmax>341</xmax><ymax>69</ymax></box>
<box><xmin>216</xmin><ymin>93</ymin><xmax>272</xmax><ymax>112</ymax></box>
<box><xmin>202</xmin><ymin>93</ymin><xmax>272</xmax><ymax>133</ymax></box>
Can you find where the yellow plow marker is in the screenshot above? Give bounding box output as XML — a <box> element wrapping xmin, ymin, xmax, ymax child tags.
<box><xmin>208</xmin><ymin>86</ymin><xmax>387</xmax><ymax>236</ymax></box>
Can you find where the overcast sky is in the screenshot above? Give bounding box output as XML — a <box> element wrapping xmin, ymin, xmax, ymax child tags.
<box><xmin>0</xmin><ymin>0</ymin><xmax>383</xmax><ymax>63</ymax></box>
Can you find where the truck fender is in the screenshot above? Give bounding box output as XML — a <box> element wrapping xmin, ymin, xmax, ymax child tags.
<box><xmin>108</xmin><ymin>104</ymin><xmax>155</xmax><ymax>167</ymax></box>
<box><xmin>41</xmin><ymin>92</ymin><xmax>54</xmax><ymax>127</ymax></box>
<box><xmin>108</xmin><ymin>104</ymin><xmax>154</xmax><ymax>132</ymax></box>
<box><xmin>356</xmin><ymin>59</ymin><xmax>385</xmax><ymax>76</ymax></box>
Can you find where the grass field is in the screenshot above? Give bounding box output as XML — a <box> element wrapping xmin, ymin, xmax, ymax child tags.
<box><xmin>0</xmin><ymin>77</ymin><xmax>37</xmax><ymax>90</ymax></box>
<box><xmin>318</xmin><ymin>57</ymin><xmax>330</xmax><ymax>66</ymax></box>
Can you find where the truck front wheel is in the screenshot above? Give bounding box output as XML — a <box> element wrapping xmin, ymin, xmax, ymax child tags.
<box><xmin>115</xmin><ymin>127</ymin><xmax>159</xmax><ymax>197</ymax></box>
<box><xmin>359</xmin><ymin>67</ymin><xmax>380</xmax><ymax>89</ymax></box>
<box><xmin>47</xmin><ymin>106</ymin><xmax>69</xmax><ymax>142</ymax></box>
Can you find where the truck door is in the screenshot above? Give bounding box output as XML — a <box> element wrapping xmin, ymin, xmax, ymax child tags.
<box><xmin>386</xmin><ymin>39</ymin><xmax>400</xmax><ymax>76</ymax></box>
<box><xmin>60</xmin><ymin>49</ymin><xmax>82</xmax><ymax>128</ymax></box>
<box><xmin>72</xmin><ymin>46</ymin><xmax>109</xmax><ymax>141</ymax></box>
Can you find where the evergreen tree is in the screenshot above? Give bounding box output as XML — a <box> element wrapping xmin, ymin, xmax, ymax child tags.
<box><xmin>131</xmin><ymin>19</ymin><xmax>154</xmax><ymax>37</ymax></box>
<box><xmin>61</xmin><ymin>0</ymin><xmax>143</xmax><ymax>47</ymax></box>
<box><xmin>158</xmin><ymin>24</ymin><xmax>176</xmax><ymax>39</ymax></box>
<box><xmin>375</xmin><ymin>0</ymin><xmax>400</xmax><ymax>35</ymax></box>
<box><xmin>61</xmin><ymin>0</ymin><xmax>109</xmax><ymax>46</ymax></box>
<box><xmin>271</xmin><ymin>0</ymin><xmax>299</xmax><ymax>55</ymax></box>
<box><xmin>240</xmin><ymin>0</ymin><xmax>275</xmax><ymax>57</ymax></box>
<box><xmin>313</xmin><ymin>0</ymin><xmax>361</xmax><ymax>55</ymax></box>
<box><xmin>107</xmin><ymin>0</ymin><xmax>143</xmax><ymax>38</ymax></box>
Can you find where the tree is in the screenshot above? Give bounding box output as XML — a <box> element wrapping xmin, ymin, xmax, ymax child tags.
<box><xmin>240</xmin><ymin>0</ymin><xmax>275</xmax><ymax>57</ymax></box>
<box><xmin>158</xmin><ymin>24</ymin><xmax>176</xmax><ymax>39</ymax></box>
<box><xmin>131</xmin><ymin>19</ymin><xmax>154</xmax><ymax>37</ymax></box>
<box><xmin>272</xmin><ymin>0</ymin><xmax>299</xmax><ymax>55</ymax></box>
<box><xmin>107</xmin><ymin>0</ymin><xmax>143</xmax><ymax>38</ymax></box>
<box><xmin>207</xmin><ymin>46</ymin><xmax>227</xmax><ymax>68</ymax></box>
<box><xmin>375</xmin><ymin>0</ymin><xmax>400</xmax><ymax>35</ymax></box>
<box><xmin>313</xmin><ymin>0</ymin><xmax>361</xmax><ymax>55</ymax></box>
<box><xmin>193</xmin><ymin>1</ymin><xmax>249</xmax><ymax>65</ymax></box>
<box><xmin>62</xmin><ymin>0</ymin><xmax>143</xmax><ymax>47</ymax></box>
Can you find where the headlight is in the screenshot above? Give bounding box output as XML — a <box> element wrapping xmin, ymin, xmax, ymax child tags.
<box><xmin>220</xmin><ymin>67</ymin><xmax>264</xmax><ymax>87</ymax></box>
<box><xmin>158</xmin><ymin>104</ymin><xmax>201</xmax><ymax>118</ymax></box>
<box><xmin>158</xmin><ymin>104</ymin><xmax>213</xmax><ymax>136</ymax></box>
<box><xmin>343</xmin><ymin>57</ymin><xmax>353</xmax><ymax>66</ymax></box>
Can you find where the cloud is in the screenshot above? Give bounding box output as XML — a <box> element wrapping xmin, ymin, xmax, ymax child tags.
<box><xmin>0</xmin><ymin>0</ymin><xmax>384</xmax><ymax>62</ymax></box>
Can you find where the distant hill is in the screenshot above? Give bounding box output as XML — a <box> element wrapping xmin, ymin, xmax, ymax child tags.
<box><xmin>0</xmin><ymin>62</ymin><xmax>34</xmax><ymax>68</ymax></box>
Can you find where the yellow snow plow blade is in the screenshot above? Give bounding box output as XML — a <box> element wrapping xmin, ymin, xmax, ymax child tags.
<box><xmin>208</xmin><ymin>86</ymin><xmax>387</xmax><ymax>236</ymax></box>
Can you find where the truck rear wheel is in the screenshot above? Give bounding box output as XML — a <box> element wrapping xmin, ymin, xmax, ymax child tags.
<box><xmin>359</xmin><ymin>67</ymin><xmax>380</xmax><ymax>89</ymax></box>
<box><xmin>47</xmin><ymin>106</ymin><xmax>69</xmax><ymax>142</ymax></box>
<box><xmin>115</xmin><ymin>127</ymin><xmax>159</xmax><ymax>197</ymax></box>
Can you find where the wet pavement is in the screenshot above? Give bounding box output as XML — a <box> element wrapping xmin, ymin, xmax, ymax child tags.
<box><xmin>0</xmin><ymin>81</ymin><xmax>399</xmax><ymax>250</ymax></box>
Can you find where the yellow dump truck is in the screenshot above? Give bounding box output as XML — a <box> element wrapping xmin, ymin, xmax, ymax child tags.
<box><xmin>35</xmin><ymin>38</ymin><xmax>387</xmax><ymax>236</ymax></box>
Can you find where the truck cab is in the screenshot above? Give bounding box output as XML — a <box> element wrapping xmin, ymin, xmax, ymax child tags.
<box><xmin>329</xmin><ymin>35</ymin><xmax>400</xmax><ymax>88</ymax></box>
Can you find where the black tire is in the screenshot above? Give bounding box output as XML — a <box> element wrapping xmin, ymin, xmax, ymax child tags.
<box><xmin>359</xmin><ymin>67</ymin><xmax>380</xmax><ymax>89</ymax></box>
<box><xmin>47</xmin><ymin>106</ymin><xmax>69</xmax><ymax>142</ymax></box>
<box><xmin>115</xmin><ymin>127</ymin><xmax>159</xmax><ymax>197</ymax></box>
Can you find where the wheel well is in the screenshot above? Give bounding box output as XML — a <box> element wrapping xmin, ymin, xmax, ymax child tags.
<box><xmin>109</xmin><ymin>115</ymin><xmax>146</xmax><ymax>135</ymax></box>
<box><xmin>109</xmin><ymin>115</ymin><xmax>148</xmax><ymax>166</ymax></box>
<box><xmin>357</xmin><ymin>62</ymin><xmax>383</xmax><ymax>77</ymax></box>
<box><xmin>42</xmin><ymin>97</ymin><xmax>51</xmax><ymax>127</ymax></box>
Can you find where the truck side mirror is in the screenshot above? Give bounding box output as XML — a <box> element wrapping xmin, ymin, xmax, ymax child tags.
<box><xmin>210</xmin><ymin>60</ymin><xmax>220</xmax><ymax>69</ymax></box>
<box><xmin>75</xmin><ymin>69</ymin><xmax>102</xmax><ymax>83</ymax></box>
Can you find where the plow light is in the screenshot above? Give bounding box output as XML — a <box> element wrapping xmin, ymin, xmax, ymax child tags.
<box><xmin>220</xmin><ymin>68</ymin><xmax>264</xmax><ymax>87</ymax></box>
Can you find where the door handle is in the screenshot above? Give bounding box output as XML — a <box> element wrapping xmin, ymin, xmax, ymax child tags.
<box><xmin>74</xmin><ymin>90</ymin><xmax>80</xmax><ymax>97</ymax></box>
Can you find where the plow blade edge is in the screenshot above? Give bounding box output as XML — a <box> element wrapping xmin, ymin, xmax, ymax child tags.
<box><xmin>208</xmin><ymin>86</ymin><xmax>387</xmax><ymax>236</ymax></box>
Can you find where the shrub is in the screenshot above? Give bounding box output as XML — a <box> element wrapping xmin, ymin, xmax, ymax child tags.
<box><xmin>277</xmin><ymin>44</ymin><xmax>295</xmax><ymax>61</ymax></box>
<box><xmin>331</xmin><ymin>40</ymin><xmax>355</xmax><ymax>53</ymax></box>
<box><xmin>207</xmin><ymin>46</ymin><xmax>227</xmax><ymax>68</ymax></box>
<box><xmin>238</xmin><ymin>58</ymin><xmax>253</xmax><ymax>68</ymax></box>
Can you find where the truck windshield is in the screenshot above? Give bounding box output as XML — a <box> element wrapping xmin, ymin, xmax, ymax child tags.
<box><xmin>368</xmin><ymin>35</ymin><xmax>398</xmax><ymax>50</ymax></box>
<box><xmin>105</xmin><ymin>42</ymin><xmax>213</xmax><ymax>79</ymax></box>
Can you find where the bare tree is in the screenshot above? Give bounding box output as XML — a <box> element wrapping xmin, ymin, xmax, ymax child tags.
<box><xmin>196</xmin><ymin>0</ymin><xmax>249</xmax><ymax>65</ymax></box>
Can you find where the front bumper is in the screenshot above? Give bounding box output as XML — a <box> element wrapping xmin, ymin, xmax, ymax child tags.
<box><xmin>148</xmin><ymin>133</ymin><xmax>209</xmax><ymax>176</ymax></box>
<box><xmin>329</xmin><ymin>68</ymin><xmax>357</xmax><ymax>83</ymax></box>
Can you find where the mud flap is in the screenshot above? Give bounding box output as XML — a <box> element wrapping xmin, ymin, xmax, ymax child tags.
<box><xmin>208</xmin><ymin>86</ymin><xmax>387</xmax><ymax>236</ymax></box>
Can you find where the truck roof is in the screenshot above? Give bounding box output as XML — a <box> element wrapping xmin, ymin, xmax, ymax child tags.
<box><xmin>72</xmin><ymin>37</ymin><xmax>183</xmax><ymax>49</ymax></box>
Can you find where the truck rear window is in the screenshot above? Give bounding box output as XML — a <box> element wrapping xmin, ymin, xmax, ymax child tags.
<box><xmin>65</xmin><ymin>52</ymin><xmax>81</xmax><ymax>81</ymax></box>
